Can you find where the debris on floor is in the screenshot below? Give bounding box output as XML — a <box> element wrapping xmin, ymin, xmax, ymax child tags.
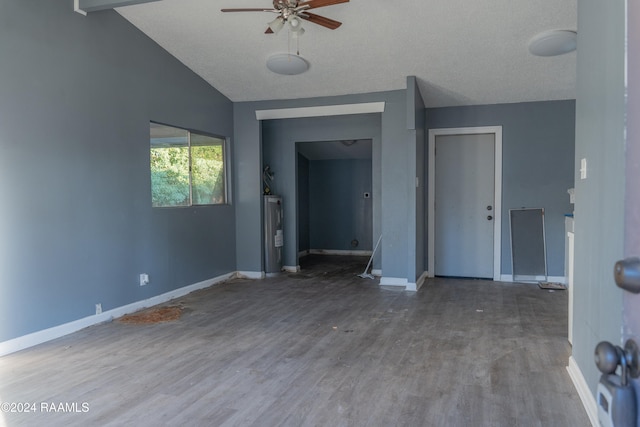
<box><xmin>118</xmin><ymin>305</ymin><xmax>182</xmax><ymax>324</ymax></box>
<box><xmin>538</xmin><ymin>282</ymin><xmax>567</xmax><ymax>290</ymax></box>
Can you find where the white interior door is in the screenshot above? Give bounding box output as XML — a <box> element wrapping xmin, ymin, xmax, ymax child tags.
<box><xmin>434</xmin><ymin>133</ymin><xmax>495</xmax><ymax>279</ymax></box>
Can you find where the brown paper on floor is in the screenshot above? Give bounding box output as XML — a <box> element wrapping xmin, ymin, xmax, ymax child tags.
<box><xmin>118</xmin><ymin>306</ymin><xmax>182</xmax><ymax>324</ymax></box>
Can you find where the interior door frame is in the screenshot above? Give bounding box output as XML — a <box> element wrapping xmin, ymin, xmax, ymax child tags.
<box><xmin>428</xmin><ymin>126</ymin><xmax>503</xmax><ymax>281</ymax></box>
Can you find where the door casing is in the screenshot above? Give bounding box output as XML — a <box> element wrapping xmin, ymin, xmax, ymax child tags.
<box><xmin>428</xmin><ymin>126</ymin><xmax>503</xmax><ymax>281</ymax></box>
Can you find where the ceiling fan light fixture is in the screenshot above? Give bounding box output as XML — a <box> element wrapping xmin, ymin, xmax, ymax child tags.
<box><xmin>268</xmin><ymin>16</ymin><xmax>285</xmax><ymax>33</ymax></box>
<box><xmin>266</xmin><ymin>53</ymin><xmax>309</xmax><ymax>75</ymax></box>
<box><xmin>291</xmin><ymin>26</ymin><xmax>305</xmax><ymax>38</ymax></box>
<box><xmin>528</xmin><ymin>30</ymin><xmax>577</xmax><ymax>57</ymax></box>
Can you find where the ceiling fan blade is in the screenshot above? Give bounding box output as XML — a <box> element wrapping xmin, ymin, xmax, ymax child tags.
<box><xmin>297</xmin><ymin>0</ymin><xmax>349</xmax><ymax>10</ymax></box>
<box><xmin>299</xmin><ymin>12</ymin><xmax>342</xmax><ymax>29</ymax></box>
<box><xmin>221</xmin><ymin>8</ymin><xmax>276</xmax><ymax>12</ymax></box>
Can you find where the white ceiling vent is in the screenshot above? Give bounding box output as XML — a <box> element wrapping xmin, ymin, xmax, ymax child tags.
<box><xmin>529</xmin><ymin>30</ymin><xmax>577</xmax><ymax>57</ymax></box>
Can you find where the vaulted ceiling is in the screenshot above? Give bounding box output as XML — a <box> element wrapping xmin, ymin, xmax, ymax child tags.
<box><xmin>87</xmin><ymin>0</ymin><xmax>577</xmax><ymax>107</ymax></box>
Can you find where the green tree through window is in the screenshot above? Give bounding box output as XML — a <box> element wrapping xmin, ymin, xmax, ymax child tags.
<box><xmin>150</xmin><ymin>123</ymin><xmax>226</xmax><ymax>207</ymax></box>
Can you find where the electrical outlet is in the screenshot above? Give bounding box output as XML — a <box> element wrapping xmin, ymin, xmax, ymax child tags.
<box><xmin>95</xmin><ymin>303</ymin><xmax>102</xmax><ymax>315</ymax></box>
<box><xmin>139</xmin><ymin>273</ymin><xmax>150</xmax><ymax>286</ymax></box>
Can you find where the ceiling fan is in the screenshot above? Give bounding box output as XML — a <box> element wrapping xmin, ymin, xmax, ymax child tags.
<box><xmin>221</xmin><ymin>0</ymin><xmax>349</xmax><ymax>36</ymax></box>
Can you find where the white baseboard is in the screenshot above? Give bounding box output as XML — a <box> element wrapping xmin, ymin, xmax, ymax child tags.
<box><xmin>298</xmin><ymin>250</ymin><xmax>310</xmax><ymax>258</ymax></box>
<box><xmin>283</xmin><ymin>265</ymin><xmax>300</xmax><ymax>273</ymax></box>
<box><xmin>236</xmin><ymin>271</ymin><xmax>265</xmax><ymax>279</ymax></box>
<box><xmin>567</xmin><ymin>356</ymin><xmax>598</xmax><ymax>427</ymax></box>
<box><xmin>308</xmin><ymin>249</ymin><xmax>373</xmax><ymax>256</ymax></box>
<box><xmin>371</xmin><ymin>269</ymin><xmax>382</xmax><ymax>277</ymax></box>
<box><xmin>406</xmin><ymin>271</ymin><xmax>429</xmax><ymax>292</ymax></box>
<box><xmin>380</xmin><ymin>277</ymin><xmax>408</xmax><ymax>288</ymax></box>
<box><xmin>0</xmin><ymin>271</ymin><xmax>236</xmax><ymax>357</ymax></box>
<box><xmin>383</xmin><ymin>272</ymin><xmax>429</xmax><ymax>292</ymax></box>
<box><xmin>499</xmin><ymin>274</ymin><xmax>567</xmax><ymax>284</ymax></box>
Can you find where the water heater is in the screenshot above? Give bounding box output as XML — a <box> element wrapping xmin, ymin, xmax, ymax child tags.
<box><xmin>264</xmin><ymin>195</ymin><xmax>283</xmax><ymax>274</ymax></box>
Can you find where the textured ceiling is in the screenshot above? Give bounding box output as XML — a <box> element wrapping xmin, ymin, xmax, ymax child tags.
<box><xmin>117</xmin><ymin>0</ymin><xmax>577</xmax><ymax>107</ymax></box>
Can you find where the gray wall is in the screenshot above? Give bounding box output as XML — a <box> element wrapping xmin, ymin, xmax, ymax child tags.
<box><xmin>307</xmin><ymin>159</ymin><xmax>373</xmax><ymax>251</ymax></box>
<box><xmin>0</xmin><ymin>0</ymin><xmax>235</xmax><ymax>342</ymax></box>
<box><xmin>261</xmin><ymin>113</ymin><xmax>382</xmax><ymax>268</ymax></box>
<box><xmin>235</xmin><ymin>89</ymin><xmax>418</xmax><ymax>279</ymax></box>
<box><xmin>380</xmin><ymin>92</ymin><xmax>414</xmax><ymax>280</ymax></box>
<box><xmin>408</xmin><ymin>77</ymin><xmax>426</xmax><ymax>281</ymax></box>
<box><xmin>425</xmin><ymin>100</ymin><xmax>576</xmax><ymax>277</ymax></box>
<box><xmin>233</xmin><ymin>102</ymin><xmax>263</xmax><ymax>273</ymax></box>
<box><xmin>572</xmin><ymin>0</ymin><xmax>626</xmax><ymax>398</ymax></box>
<box><xmin>297</xmin><ymin>154</ymin><xmax>310</xmax><ymax>252</ymax></box>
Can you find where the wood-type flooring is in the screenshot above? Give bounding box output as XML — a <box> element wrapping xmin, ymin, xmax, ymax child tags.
<box><xmin>0</xmin><ymin>255</ymin><xmax>590</xmax><ymax>426</ymax></box>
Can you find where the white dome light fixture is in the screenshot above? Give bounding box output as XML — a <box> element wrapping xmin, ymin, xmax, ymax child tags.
<box><xmin>528</xmin><ymin>30</ymin><xmax>577</xmax><ymax>57</ymax></box>
<box><xmin>266</xmin><ymin>53</ymin><xmax>309</xmax><ymax>75</ymax></box>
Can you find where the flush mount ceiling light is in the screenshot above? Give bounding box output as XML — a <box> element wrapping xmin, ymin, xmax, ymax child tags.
<box><xmin>528</xmin><ymin>30</ymin><xmax>577</xmax><ymax>57</ymax></box>
<box><xmin>266</xmin><ymin>53</ymin><xmax>309</xmax><ymax>75</ymax></box>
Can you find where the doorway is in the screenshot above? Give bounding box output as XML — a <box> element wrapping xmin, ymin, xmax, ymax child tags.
<box><xmin>428</xmin><ymin>127</ymin><xmax>503</xmax><ymax>280</ymax></box>
<box><xmin>296</xmin><ymin>140</ymin><xmax>373</xmax><ymax>261</ymax></box>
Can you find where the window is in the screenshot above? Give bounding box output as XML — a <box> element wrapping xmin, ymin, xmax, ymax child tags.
<box><xmin>150</xmin><ymin>122</ymin><xmax>227</xmax><ymax>207</ymax></box>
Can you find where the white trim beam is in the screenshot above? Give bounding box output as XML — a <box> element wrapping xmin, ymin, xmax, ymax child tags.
<box><xmin>75</xmin><ymin>0</ymin><xmax>161</xmax><ymax>14</ymax></box>
<box><xmin>255</xmin><ymin>102</ymin><xmax>385</xmax><ymax>121</ymax></box>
